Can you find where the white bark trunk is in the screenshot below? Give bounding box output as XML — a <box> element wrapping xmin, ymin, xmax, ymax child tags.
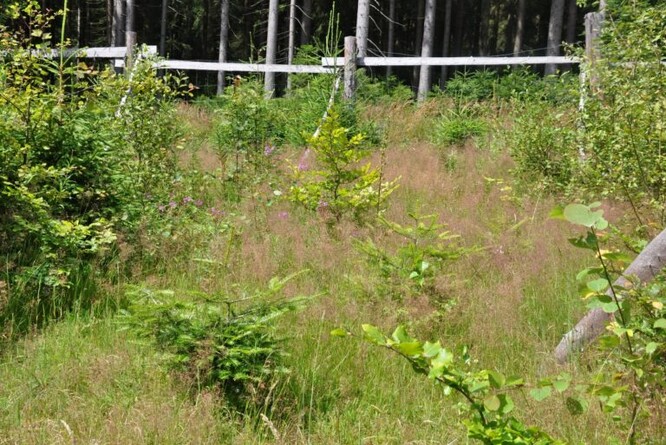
<box><xmin>417</xmin><ymin>0</ymin><xmax>436</xmax><ymax>102</ymax></box>
<box><xmin>513</xmin><ymin>0</ymin><xmax>525</xmax><ymax>55</ymax></box>
<box><xmin>545</xmin><ymin>0</ymin><xmax>566</xmax><ymax>75</ymax></box>
<box><xmin>264</xmin><ymin>0</ymin><xmax>279</xmax><ymax>98</ymax></box>
<box><xmin>356</xmin><ymin>0</ymin><xmax>370</xmax><ymax>58</ymax></box>
<box><xmin>217</xmin><ymin>0</ymin><xmax>230</xmax><ymax>95</ymax></box>
<box><xmin>286</xmin><ymin>0</ymin><xmax>297</xmax><ymax>90</ymax></box>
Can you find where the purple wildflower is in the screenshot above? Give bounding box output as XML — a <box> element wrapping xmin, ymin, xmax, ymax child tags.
<box><xmin>195</xmin><ymin>199</ymin><xmax>203</xmax><ymax>207</ymax></box>
<box><xmin>264</xmin><ymin>144</ymin><xmax>275</xmax><ymax>156</ymax></box>
<box><xmin>298</xmin><ymin>149</ymin><xmax>312</xmax><ymax>171</ymax></box>
<box><xmin>169</xmin><ymin>201</ymin><xmax>177</xmax><ymax>209</ymax></box>
<box><xmin>210</xmin><ymin>207</ymin><xmax>225</xmax><ymax>217</ymax></box>
<box><xmin>278</xmin><ymin>211</ymin><xmax>289</xmax><ymax>220</ymax></box>
<box><xmin>158</xmin><ymin>205</ymin><xmax>166</xmax><ymax>212</ymax></box>
<box><xmin>183</xmin><ymin>196</ymin><xmax>194</xmax><ymax>204</ymax></box>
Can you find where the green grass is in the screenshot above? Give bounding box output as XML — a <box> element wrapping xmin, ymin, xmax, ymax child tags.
<box><xmin>0</xmin><ymin>97</ymin><xmax>644</xmax><ymax>444</ymax></box>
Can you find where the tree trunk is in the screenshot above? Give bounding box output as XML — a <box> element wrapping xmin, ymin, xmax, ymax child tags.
<box><xmin>125</xmin><ymin>0</ymin><xmax>134</xmax><ymax>39</ymax></box>
<box><xmin>217</xmin><ymin>0</ymin><xmax>230</xmax><ymax>95</ymax></box>
<box><xmin>453</xmin><ymin>0</ymin><xmax>464</xmax><ymax>56</ymax></box>
<box><xmin>565</xmin><ymin>0</ymin><xmax>578</xmax><ymax>44</ymax></box>
<box><xmin>112</xmin><ymin>0</ymin><xmax>124</xmax><ymax>46</ymax></box>
<box><xmin>555</xmin><ymin>227</ymin><xmax>666</xmax><ymax>363</ymax></box>
<box><xmin>160</xmin><ymin>0</ymin><xmax>168</xmax><ymax>56</ymax></box>
<box><xmin>513</xmin><ymin>0</ymin><xmax>525</xmax><ymax>55</ymax></box>
<box><xmin>386</xmin><ymin>0</ymin><xmax>395</xmax><ymax>79</ymax></box>
<box><xmin>356</xmin><ymin>0</ymin><xmax>370</xmax><ymax>58</ymax></box>
<box><xmin>412</xmin><ymin>0</ymin><xmax>425</xmax><ymax>90</ymax></box>
<box><xmin>417</xmin><ymin>0</ymin><xmax>436</xmax><ymax>103</ymax></box>
<box><xmin>300</xmin><ymin>0</ymin><xmax>312</xmax><ymax>45</ymax></box>
<box><xmin>439</xmin><ymin>0</ymin><xmax>453</xmax><ymax>89</ymax></box>
<box><xmin>545</xmin><ymin>0</ymin><xmax>566</xmax><ymax>75</ymax></box>
<box><xmin>286</xmin><ymin>0</ymin><xmax>297</xmax><ymax>90</ymax></box>
<box><xmin>478</xmin><ymin>0</ymin><xmax>491</xmax><ymax>56</ymax></box>
<box><xmin>264</xmin><ymin>0</ymin><xmax>279</xmax><ymax>98</ymax></box>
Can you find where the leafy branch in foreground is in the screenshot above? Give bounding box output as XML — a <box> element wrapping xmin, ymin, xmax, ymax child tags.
<box><xmin>332</xmin><ymin>325</ymin><xmax>564</xmax><ymax>444</ymax></box>
<box><xmin>553</xmin><ymin>202</ymin><xmax>666</xmax><ymax>443</ymax></box>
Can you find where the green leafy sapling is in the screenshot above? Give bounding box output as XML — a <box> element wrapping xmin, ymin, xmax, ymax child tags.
<box><xmin>555</xmin><ymin>202</ymin><xmax>666</xmax><ymax>443</ymax></box>
<box><xmin>289</xmin><ymin>110</ymin><xmax>398</xmax><ymax>224</ymax></box>
<box><xmin>332</xmin><ymin>325</ymin><xmax>565</xmax><ymax>444</ymax></box>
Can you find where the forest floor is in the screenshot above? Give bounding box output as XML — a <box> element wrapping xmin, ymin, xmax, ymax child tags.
<box><xmin>0</xmin><ymin>98</ymin><xmax>643</xmax><ymax>444</ymax></box>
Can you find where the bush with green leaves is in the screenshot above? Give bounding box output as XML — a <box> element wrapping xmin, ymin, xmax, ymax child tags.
<box><xmin>432</xmin><ymin>103</ymin><xmax>487</xmax><ymax>146</ymax></box>
<box><xmin>120</xmin><ymin>275</ymin><xmax>308</xmax><ymax>410</ymax></box>
<box><xmin>574</xmin><ymin>2</ymin><xmax>666</xmax><ymax>223</ymax></box>
<box><xmin>507</xmin><ymin>101</ymin><xmax>577</xmax><ymax>193</ymax></box>
<box><xmin>289</xmin><ymin>110</ymin><xmax>398</xmax><ymax>224</ymax></box>
<box><xmin>354</xmin><ymin>213</ymin><xmax>471</xmax><ymax>300</ymax></box>
<box><xmin>332</xmin><ymin>325</ymin><xmax>565</xmax><ymax>444</ymax></box>
<box><xmin>0</xmin><ymin>1</ymin><xmax>183</xmax><ymax>338</ymax></box>
<box><xmin>553</xmin><ymin>203</ymin><xmax>666</xmax><ymax>442</ymax></box>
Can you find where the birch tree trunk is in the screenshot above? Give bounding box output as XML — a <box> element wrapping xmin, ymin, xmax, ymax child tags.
<box><xmin>356</xmin><ymin>0</ymin><xmax>370</xmax><ymax>58</ymax></box>
<box><xmin>386</xmin><ymin>0</ymin><xmax>395</xmax><ymax>79</ymax></box>
<box><xmin>286</xmin><ymin>0</ymin><xmax>296</xmax><ymax>91</ymax></box>
<box><xmin>513</xmin><ymin>0</ymin><xmax>526</xmax><ymax>55</ymax></box>
<box><xmin>545</xmin><ymin>0</ymin><xmax>566</xmax><ymax>75</ymax></box>
<box><xmin>439</xmin><ymin>0</ymin><xmax>453</xmax><ymax>89</ymax></box>
<box><xmin>264</xmin><ymin>0</ymin><xmax>279</xmax><ymax>98</ymax></box>
<box><xmin>217</xmin><ymin>0</ymin><xmax>230</xmax><ymax>95</ymax></box>
<box><xmin>417</xmin><ymin>0</ymin><xmax>436</xmax><ymax>103</ymax></box>
<box><xmin>112</xmin><ymin>0</ymin><xmax>124</xmax><ymax>46</ymax></box>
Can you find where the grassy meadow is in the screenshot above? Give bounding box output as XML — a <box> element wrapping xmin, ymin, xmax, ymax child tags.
<box><xmin>0</xmin><ymin>88</ymin><xmax>661</xmax><ymax>445</ymax></box>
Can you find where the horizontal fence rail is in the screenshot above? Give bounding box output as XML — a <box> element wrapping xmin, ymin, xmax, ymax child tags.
<box><xmin>113</xmin><ymin>59</ymin><xmax>335</xmax><ymax>73</ymax></box>
<box><xmin>322</xmin><ymin>55</ymin><xmax>579</xmax><ymax>67</ymax></box>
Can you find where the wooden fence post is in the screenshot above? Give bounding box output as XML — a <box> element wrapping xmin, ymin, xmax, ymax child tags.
<box><xmin>584</xmin><ymin>12</ymin><xmax>604</xmax><ymax>92</ymax></box>
<box><xmin>343</xmin><ymin>36</ymin><xmax>357</xmax><ymax>101</ymax></box>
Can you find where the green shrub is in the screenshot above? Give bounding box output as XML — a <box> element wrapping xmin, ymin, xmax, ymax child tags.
<box><xmin>288</xmin><ymin>111</ymin><xmax>398</xmax><ymax>224</ymax></box>
<box><xmin>120</xmin><ymin>275</ymin><xmax>308</xmax><ymax>409</ymax></box>
<box><xmin>432</xmin><ymin>110</ymin><xmax>487</xmax><ymax>146</ymax></box>
<box><xmin>507</xmin><ymin>101</ymin><xmax>577</xmax><ymax>193</ymax></box>
<box><xmin>0</xmin><ymin>2</ymin><xmax>183</xmax><ymax>338</ymax></box>
<box><xmin>575</xmin><ymin>2</ymin><xmax>666</xmax><ymax>223</ymax></box>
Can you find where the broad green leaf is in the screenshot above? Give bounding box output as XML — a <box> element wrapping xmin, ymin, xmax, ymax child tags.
<box><xmin>549</xmin><ymin>205</ymin><xmax>565</xmax><ymax>220</ymax></box>
<box><xmin>553</xmin><ymin>373</ymin><xmax>571</xmax><ymax>393</ymax></box>
<box><xmin>565</xmin><ymin>396</ymin><xmax>588</xmax><ymax>416</ymax></box>
<box><xmin>645</xmin><ymin>342</ymin><xmax>658</xmax><ymax>355</ymax></box>
<box><xmin>431</xmin><ymin>348</ymin><xmax>454</xmax><ymax>368</ymax></box>
<box><xmin>362</xmin><ymin>324</ymin><xmax>386</xmax><ymax>345</ymax></box>
<box><xmin>423</xmin><ymin>341</ymin><xmax>442</xmax><ymax>358</ymax></box>
<box><xmin>488</xmin><ymin>370</ymin><xmax>505</xmax><ymax>389</ymax></box>
<box><xmin>505</xmin><ymin>376</ymin><xmax>524</xmax><ymax>387</ymax></box>
<box><xmin>330</xmin><ymin>328</ymin><xmax>348</xmax><ymax>337</ymax></box>
<box><xmin>396</xmin><ymin>341</ymin><xmax>423</xmax><ymax>356</ymax></box>
<box><xmin>587</xmin><ymin>278</ymin><xmax>609</xmax><ymax>293</ymax></box>
<box><xmin>563</xmin><ymin>204</ymin><xmax>605</xmax><ymax>228</ymax></box>
<box><xmin>654</xmin><ymin>318</ymin><xmax>666</xmax><ymax>330</ymax></box>
<box><xmin>530</xmin><ymin>386</ymin><xmax>552</xmax><ymax>401</ymax></box>
<box><xmin>498</xmin><ymin>394</ymin><xmax>515</xmax><ymax>414</ymax></box>
<box><xmin>392</xmin><ymin>325</ymin><xmax>412</xmax><ymax>343</ymax></box>
<box><xmin>576</xmin><ymin>266</ymin><xmax>604</xmax><ymax>281</ymax></box>
<box><xmin>483</xmin><ymin>395</ymin><xmax>501</xmax><ymax>411</ymax></box>
<box><xmin>469</xmin><ymin>380</ymin><xmax>490</xmax><ymax>393</ymax></box>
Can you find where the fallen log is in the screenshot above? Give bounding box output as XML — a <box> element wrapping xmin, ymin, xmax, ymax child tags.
<box><xmin>554</xmin><ymin>227</ymin><xmax>666</xmax><ymax>363</ymax></box>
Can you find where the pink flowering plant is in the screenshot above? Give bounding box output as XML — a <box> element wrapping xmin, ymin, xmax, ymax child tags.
<box><xmin>288</xmin><ymin>111</ymin><xmax>398</xmax><ymax>224</ymax></box>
